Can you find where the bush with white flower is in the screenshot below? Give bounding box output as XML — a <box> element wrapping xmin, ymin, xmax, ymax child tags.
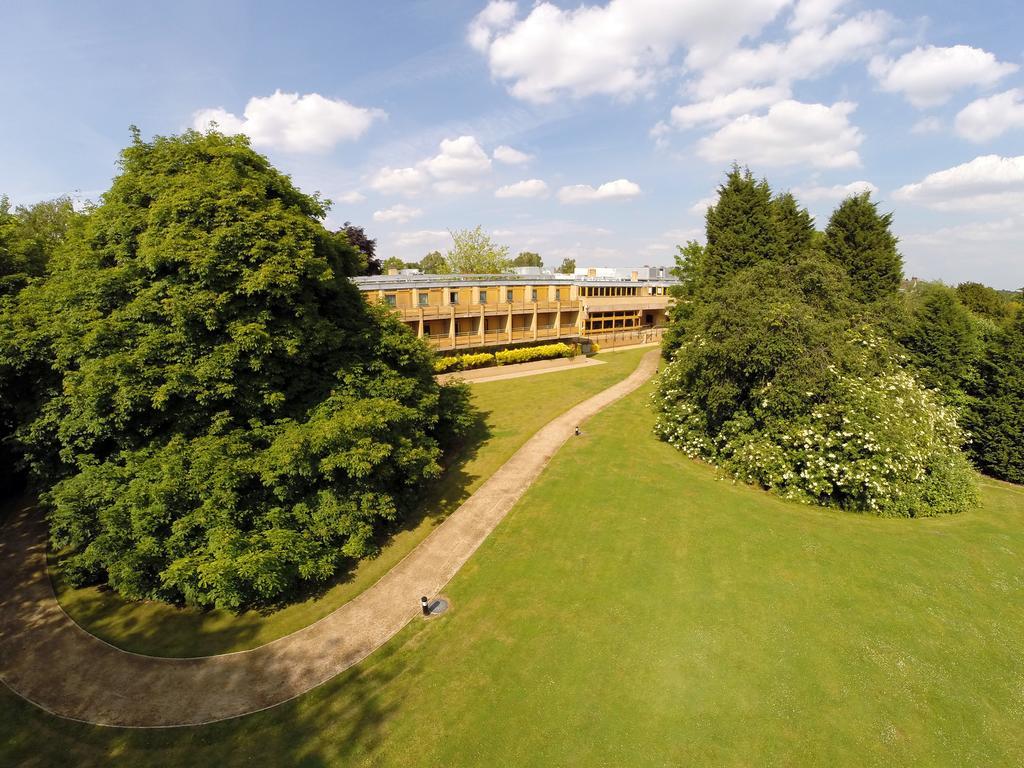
<box><xmin>656</xmin><ymin>257</ymin><xmax>978</xmax><ymax>517</ymax></box>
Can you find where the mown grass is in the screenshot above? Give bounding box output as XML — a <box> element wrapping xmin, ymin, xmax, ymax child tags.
<box><xmin>3</xmin><ymin>376</ymin><xmax>1022</xmax><ymax>767</ymax></box>
<box><xmin>48</xmin><ymin>347</ymin><xmax>651</xmax><ymax>657</ymax></box>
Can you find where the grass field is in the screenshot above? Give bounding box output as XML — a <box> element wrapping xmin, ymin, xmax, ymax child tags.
<box><xmin>48</xmin><ymin>347</ymin><xmax>650</xmax><ymax>657</ymax></box>
<box><xmin>3</xmin><ymin>376</ymin><xmax>1023</xmax><ymax>766</ymax></box>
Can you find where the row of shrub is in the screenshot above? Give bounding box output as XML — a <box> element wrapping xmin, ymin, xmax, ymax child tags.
<box><xmin>434</xmin><ymin>343</ymin><xmax>576</xmax><ymax>373</ymax></box>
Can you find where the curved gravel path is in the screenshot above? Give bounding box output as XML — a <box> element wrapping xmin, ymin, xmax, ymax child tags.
<box><xmin>0</xmin><ymin>350</ymin><xmax>659</xmax><ymax>727</ymax></box>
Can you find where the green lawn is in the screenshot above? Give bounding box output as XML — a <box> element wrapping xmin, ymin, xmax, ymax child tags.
<box><xmin>4</xmin><ymin>376</ymin><xmax>1023</xmax><ymax>767</ymax></box>
<box><xmin>48</xmin><ymin>347</ymin><xmax>651</xmax><ymax>657</ymax></box>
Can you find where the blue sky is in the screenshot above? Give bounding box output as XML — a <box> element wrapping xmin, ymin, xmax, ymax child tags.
<box><xmin>3</xmin><ymin>0</ymin><xmax>1023</xmax><ymax>288</ymax></box>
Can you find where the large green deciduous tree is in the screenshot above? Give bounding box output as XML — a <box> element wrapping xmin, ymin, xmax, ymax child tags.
<box><xmin>0</xmin><ymin>195</ymin><xmax>83</xmax><ymax>493</ymax></box>
<box><xmin>556</xmin><ymin>257</ymin><xmax>576</xmax><ymax>274</ymax></box>
<box><xmin>823</xmin><ymin>192</ymin><xmax>902</xmax><ymax>304</ymax></box>
<box><xmin>444</xmin><ymin>226</ymin><xmax>511</xmax><ymax>274</ymax></box>
<box><xmin>662</xmin><ymin>240</ymin><xmax>706</xmax><ymax>358</ymax></box>
<box><xmin>7</xmin><ymin>129</ymin><xmax>467</xmax><ymax>609</ymax></box>
<box><xmin>419</xmin><ymin>250</ymin><xmax>446</xmax><ymax>273</ymax></box>
<box><xmin>340</xmin><ymin>221</ymin><xmax>380</xmax><ymax>275</ymax></box>
<box><xmin>381</xmin><ymin>256</ymin><xmax>406</xmax><ymax>272</ymax></box>
<box><xmin>956</xmin><ymin>281</ymin><xmax>1015</xmax><ymax>326</ymax></box>
<box><xmin>512</xmin><ymin>251</ymin><xmax>542</xmax><ymax>268</ymax></box>
<box><xmin>0</xmin><ymin>195</ymin><xmax>80</xmax><ymax>294</ymax></box>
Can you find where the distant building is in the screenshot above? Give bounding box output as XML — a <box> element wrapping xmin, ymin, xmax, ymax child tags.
<box><xmin>352</xmin><ymin>268</ymin><xmax>676</xmax><ymax>352</ymax></box>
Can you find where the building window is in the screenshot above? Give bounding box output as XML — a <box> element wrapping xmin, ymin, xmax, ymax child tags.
<box><xmin>418</xmin><ymin>293</ymin><xmax>429</xmax><ymax>306</ymax></box>
<box><xmin>385</xmin><ymin>294</ymin><xmax>397</xmax><ymax>307</ymax></box>
<box><xmin>506</xmin><ymin>289</ymin><xmax>514</xmax><ymax>303</ymax></box>
<box><xmin>555</xmin><ymin>288</ymin><xmax>562</xmax><ymax>300</ymax></box>
<box><xmin>449</xmin><ymin>291</ymin><xmax>458</xmax><ymax>304</ymax></box>
<box><xmin>479</xmin><ymin>290</ymin><xmax>488</xmax><ymax>303</ymax></box>
<box><xmin>531</xmin><ymin>288</ymin><xmax>538</xmax><ymax>301</ymax></box>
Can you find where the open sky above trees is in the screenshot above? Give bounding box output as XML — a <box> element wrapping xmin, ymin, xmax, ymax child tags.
<box><xmin>2</xmin><ymin>0</ymin><xmax>1023</xmax><ymax>288</ymax></box>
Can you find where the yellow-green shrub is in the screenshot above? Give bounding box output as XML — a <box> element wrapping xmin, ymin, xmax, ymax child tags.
<box><xmin>494</xmin><ymin>343</ymin><xmax>574</xmax><ymax>366</ymax></box>
<box><xmin>433</xmin><ymin>352</ymin><xmax>496</xmax><ymax>373</ymax></box>
<box><xmin>459</xmin><ymin>352</ymin><xmax>495</xmax><ymax>370</ymax></box>
<box><xmin>434</xmin><ymin>356</ymin><xmax>461</xmax><ymax>373</ymax></box>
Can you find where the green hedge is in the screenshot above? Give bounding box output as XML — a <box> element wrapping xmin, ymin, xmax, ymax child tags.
<box><xmin>434</xmin><ymin>343</ymin><xmax>575</xmax><ymax>373</ymax></box>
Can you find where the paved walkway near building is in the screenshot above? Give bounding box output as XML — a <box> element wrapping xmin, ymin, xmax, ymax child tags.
<box><xmin>436</xmin><ymin>354</ymin><xmax>604</xmax><ymax>385</ymax></box>
<box><xmin>0</xmin><ymin>350</ymin><xmax>659</xmax><ymax>728</ymax></box>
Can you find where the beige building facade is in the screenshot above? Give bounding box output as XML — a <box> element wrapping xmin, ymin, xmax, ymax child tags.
<box><xmin>353</xmin><ymin>269</ymin><xmax>676</xmax><ymax>351</ymax></box>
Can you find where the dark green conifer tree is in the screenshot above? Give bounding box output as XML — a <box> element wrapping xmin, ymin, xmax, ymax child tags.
<box><xmin>823</xmin><ymin>192</ymin><xmax>903</xmax><ymax>303</ymax></box>
<box><xmin>702</xmin><ymin>165</ymin><xmax>779</xmax><ymax>283</ymax></box>
<box><xmin>771</xmin><ymin>192</ymin><xmax>816</xmax><ymax>262</ymax></box>
<box><xmin>969</xmin><ymin>297</ymin><xmax>1024</xmax><ymax>483</ymax></box>
<box><xmin>901</xmin><ymin>284</ymin><xmax>980</xmax><ymax>405</ymax></box>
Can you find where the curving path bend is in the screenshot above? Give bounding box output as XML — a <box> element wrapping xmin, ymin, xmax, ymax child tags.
<box><xmin>0</xmin><ymin>350</ymin><xmax>659</xmax><ymax>727</ymax></box>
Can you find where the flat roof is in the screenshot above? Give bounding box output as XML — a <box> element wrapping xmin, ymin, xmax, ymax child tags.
<box><xmin>352</xmin><ymin>273</ymin><xmax>678</xmax><ymax>290</ymax></box>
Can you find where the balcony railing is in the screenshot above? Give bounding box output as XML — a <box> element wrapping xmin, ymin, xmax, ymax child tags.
<box><xmin>421</xmin><ymin>323</ymin><xmax>579</xmax><ymax>351</ymax></box>
<box><xmin>397</xmin><ymin>300</ymin><xmax>578</xmax><ymax>320</ymax></box>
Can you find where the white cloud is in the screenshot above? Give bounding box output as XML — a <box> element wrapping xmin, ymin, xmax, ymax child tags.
<box><xmin>902</xmin><ymin>217</ymin><xmax>1021</xmax><ymax>247</ymax></box>
<box><xmin>337</xmin><ymin>191</ymin><xmax>366</xmax><ymax>204</ymax></box>
<box><xmin>433</xmin><ymin>180</ymin><xmax>485</xmax><ymax>195</ymax></box>
<box><xmin>468</xmin><ymin>0</ymin><xmax>792</xmax><ymax>103</ymax></box>
<box><xmin>691</xmin><ymin>11</ymin><xmax>890</xmax><ymax>99</ymax></box>
<box><xmin>372</xmin><ymin>204</ymin><xmax>423</xmax><ymax>224</ymax></box>
<box><xmin>688</xmin><ymin>195</ymin><xmax>718</xmax><ymax>215</ymax></box>
<box><xmin>788</xmin><ymin>0</ymin><xmax>848</xmax><ymax>31</ymax></box>
<box><xmin>869</xmin><ymin>45</ymin><xmax>1018</xmax><ymax>108</ymax></box>
<box><xmin>671</xmin><ymin>86</ymin><xmax>791</xmax><ymax>128</ymax></box>
<box><xmin>393</xmin><ymin>230</ymin><xmax>450</xmax><ymax>248</ymax></box>
<box><xmin>893</xmin><ymin>155</ymin><xmax>1024</xmax><ymax>211</ymax></box>
<box><xmin>910</xmin><ymin>116</ymin><xmax>943</xmax><ymax>135</ymax></box>
<box><xmin>369</xmin><ymin>135</ymin><xmax>494</xmax><ymax>197</ymax></box>
<box><xmin>495</xmin><ymin>179</ymin><xmax>549</xmax><ymax>198</ymax></box>
<box><xmin>899</xmin><ymin>217</ymin><xmax>1024</xmax><ymax>287</ymax></box>
<box><xmin>558</xmin><ymin>179</ymin><xmax>642</xmax><ymax>204</ymax></box>
<box><xmin>421</xmin><ymin>135</ymin><xmax>492</xmax><ymax>178</ymax></box>
<box><xmin>664</xmin><ymin>227</ymin><xmax>704</xmax><ymax>241</ymax></box>
<box><xmin>698</xmin><ymin>100</ymin><xmax>863</xmax><ymax>169</ymax></box>
<box><xmin>792</xmin><ymin>180</ymin><xmax>878</xmax><ymax>201</ymax></box>
<box><xmin>955</xmin><ymin>89</ymin><xmax>1024</xmax><ymax>143</ymax></box>
<box><xmin>192</xmin><ymin>90</ymin><xmax>384</xmax><ymax>153</ymax></box>
<box><xmin>370</xmin><ymin>166</ymin><xmax>429</xmax><ymax>196</ymax></box>
<box><xmin>467</xmin><ymin>0</ymin><xmax>517</xmax><ymax>51</ymax></box>
<box><xmin>649</xmin><ymin>120</ymin><xmax>672</xmax><ymax>149</ymax></box>
<box><xmin>493</xmin><ymin>145</ymin><xmax>533</xmax><ymax>164</ymax></box>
